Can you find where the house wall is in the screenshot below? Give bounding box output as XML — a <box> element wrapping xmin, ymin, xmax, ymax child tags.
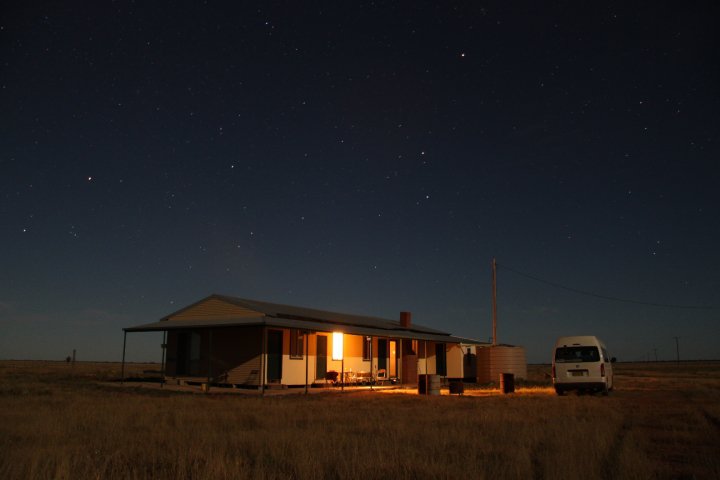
<box><xmin>277</xmin><ymin>332</ymin><xmax>387</xmax><ymax>385</ymax></box>
<box><xmin>310</xmin><ymin>333</ymin><xmax>377</xmax><ymax>382</ymax></box>
<box><xmin>280</xmin><ymin>329</ymin><xmax>310</xmax><ymax>385</ymax></box>
<box><xmin>171</xmin><ymin>297</ymin><xmax>262</xmax><ymax>320</ymax></box>
<box><xmin>417</xmin><ymin>341</ymin><xmax>437</xmax><ymax>375</ymax></box>
<box><xmin>165</xmin><ymin>324</ymin><xmax>459</xmax><ymax>387</ymax></box>
<box><xmin>213</xmin><ymin>327</ymin><xmax>262</xmax><ymax>385</ymax></box>
<box><xmin>165</xmin><ymin>327</ymin><xmax>262</xmax><ymax>385</ymax></box>
<box><xmin>418</xmin><ymin>355</ymin><xmax>437</xmax><ymax>374</ymax></box>
<box><xmin>332</xmin><ymin>333</ymin><xmax>373</xmax><ymax>374</ymax></box>
<box><xmin>165</xmin><ymin>330</ymin><xmax>205</xmax><ymax>376</ymax></box>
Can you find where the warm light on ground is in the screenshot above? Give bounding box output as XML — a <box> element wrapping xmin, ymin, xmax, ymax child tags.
<box><xmin>376</xmin><ymin>386</ymin><xmax>556</xmax><ymax>397</ymax></box>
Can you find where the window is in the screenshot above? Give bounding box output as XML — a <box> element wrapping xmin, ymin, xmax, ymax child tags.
<box><xmin>290</xmin><ymin>329</ymin><xmax>304</xmax><ymax>359</ymax></box>
<box><xmin>362</xmin><ymin>336</ymin><xmax>372</xmax><ymax>361</ymax></box>
<box><xmin>555</xmin><ymin>346</ymin><xmax>600</xmax><ymax>363</ymax></box>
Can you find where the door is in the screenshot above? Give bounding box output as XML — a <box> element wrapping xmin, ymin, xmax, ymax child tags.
<box><xmin>316</xmin><ymin>335</ymin><xmax>327</xmax><ymax>379</ymax></box>
<box><xmin>176</xmin><ymin>331</ymin><xmax>201</xmax><ymax>375</ymax></box>
<box><xmin>267</xmin><ymin>330</ymin><xmax>283</xmax><ymax>383</ymax></box>
<box><xmin>435</xmin><ymin>343</ymin><xmax>447</xmax><ymax>376</ymax></box>
<box><xmin>377</xmin><ymin>338</ymin><xmax>387</xmax><ymax>376</ymax></box>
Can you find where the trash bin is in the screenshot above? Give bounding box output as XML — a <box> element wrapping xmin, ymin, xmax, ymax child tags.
<box><xmin>500</xmin><ymin>373</ymin><xmax>514</xmax><ymax>394</ymax></box>
<box><xmin>418</xmin><ymin>374</ymin><xmax>440</xmax><ymax>395</ymax></box>
<box><xmin>449</xmin><ymin>381</ymin><xmax>464</xmax><ymax>395</ymax></box>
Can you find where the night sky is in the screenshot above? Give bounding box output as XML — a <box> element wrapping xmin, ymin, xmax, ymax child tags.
<box><xmin>2</xmin><ymin>2</ymin><xmax>718</xmax><ymax>363</ymax></box>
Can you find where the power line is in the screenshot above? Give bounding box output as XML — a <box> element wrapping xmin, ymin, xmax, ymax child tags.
<box><xmin>497</xmin><ymin>262</ymin><xmax>714</xmax><ymax>310</ymax></box>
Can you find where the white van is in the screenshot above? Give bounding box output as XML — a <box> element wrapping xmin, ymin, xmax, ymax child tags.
<box><xmin>552</xmin><ymin>336</ymin><xmax>615</xmax><ymax>395</ymax></box>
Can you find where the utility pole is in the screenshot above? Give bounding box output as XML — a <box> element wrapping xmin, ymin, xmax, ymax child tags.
<box><xmin>653</xmin><ymin>348</ymin><xmax>658</xmax><ymax>362</ymax></box>
<box><xmin>491</xmin><ymin>258</ymin><xmax>498</xmax><ymax>346</ymax></box>
<box><xmin>673</xmin><ymin>337</ymin><xmax>680</xmax><ymax>365</ymax></box>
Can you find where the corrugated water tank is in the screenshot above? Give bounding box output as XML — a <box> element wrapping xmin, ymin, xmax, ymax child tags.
<box><xmin>476</xmin><ymin>345</ymin><xmax>527</xmax><ymax>383</ymax></box>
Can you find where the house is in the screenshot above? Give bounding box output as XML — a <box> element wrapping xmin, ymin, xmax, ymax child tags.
<box><xmin>122</xmin><ymin>294</ymin><xmax>483</xmax><ymax>389</ymax></box>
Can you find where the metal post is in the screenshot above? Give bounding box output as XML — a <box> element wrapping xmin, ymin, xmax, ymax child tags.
<box><xmin>121</xmin><ymin>331</ymin><xmax>127</xmax><ymax>385</ymax></box>
<box><xmin>369</xmin><ymin>336</ymin><xmax>373</xmax><ymax>391</ymax></box>
<box><xmin>492</xmin><ymin>258</ymin><xmax>498</xmax><ymax>345</ymax></box>
<box><xmin>341</xmin><ymin>357</ymin><xmax>345</xmax><ymax>392</ymax></box>
<box><xmin>261</xmin><ymin>327</ymin><xmax>266</xmax><ymax>396</ymax></box>
<box><xmin>674</xmin><ymin>336</ymin><xmax>680</xmax><ymax>366</ymax></box>
<box><xmin>424</xmin><ymin>340</ymin><xmax>429</xmax><ymax>396</ymax></box>
<box><xmin>160</xmin><ymin>331</ymin><xmax>167</xmax><ymax>388</ymax></box>
<box><xmin>206</xmin><ymin>330</ymin><xmax>213</xmax><ymax>392</ymax></box>
<box><xmin>304</xmin><ymin>331</ymin><xmax>309</xmax><ymax>395</ymax></box>
<box><xmin>398</xmin><ymin>338</ymin><xmax>403</xmax><ymax>384</ymax></box>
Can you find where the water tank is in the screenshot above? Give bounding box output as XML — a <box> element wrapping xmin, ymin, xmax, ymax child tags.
<box><xmin>476</xmin><ymin>345</ymin><xmax>527</xmax><ymax>383</ymax></box>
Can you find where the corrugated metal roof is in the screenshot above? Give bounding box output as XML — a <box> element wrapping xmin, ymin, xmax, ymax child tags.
<box><xmin>124</xmin><ymin>316</ymin><xmax>266</xmax><ymax>332</ymax></box>
<box><xmin>211</xmin><ymin>294</ymin><xmax>448</xmax><ymax>335</ymax></box>
<box><xmin>447</xmin><ymin>335</ymin><xmax>492</xmax><ymax>346</ymax></box>
<box><xmin>124</xmin><ymin>294</ymin><xmax>456</xmax><ymax>342</ymax></box>
<box><xmin>125</xmin><ymin>314</ymin><xmax>456</xmax><ymax>342</ymax></box>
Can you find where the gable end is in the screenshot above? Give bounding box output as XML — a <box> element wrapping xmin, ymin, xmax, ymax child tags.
<box><xmin>168</xmin><ymin>297</ymin><xmax>263</xmax><ymax>321</ymax></box>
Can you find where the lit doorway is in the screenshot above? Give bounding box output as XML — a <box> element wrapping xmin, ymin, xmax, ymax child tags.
<box><xmin>389</xmin><ymin>340</ymin><xmax>397</xmax><ymax>378</ymax></box>
<box><xmin>267</xmin><ymin>330</ymin><xmax>283</xmax><ymax>383</ymax></box>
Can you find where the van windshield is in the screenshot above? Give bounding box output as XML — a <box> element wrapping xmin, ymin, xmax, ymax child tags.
<box><xmin>555</xmin><ymin>346</ymin><xmax>600</xmax><ymax>363</ymax></box>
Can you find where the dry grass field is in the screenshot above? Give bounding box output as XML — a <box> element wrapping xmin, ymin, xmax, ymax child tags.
<box><xmin>1</xmin><ymin>360</ymin><xmax>719</xmax><ymax>479</ymax></box>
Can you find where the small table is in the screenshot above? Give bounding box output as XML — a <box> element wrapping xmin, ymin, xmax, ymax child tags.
<box><xmin>344</xmin><ymin>371</ymin><xmax>357</xmax><ymax>384</ymax></box>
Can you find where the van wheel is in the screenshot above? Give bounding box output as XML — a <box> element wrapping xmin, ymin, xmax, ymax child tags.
<box><xmin>554</xmin><ymin>386</ymin><xmax>565</xmax><ymax>396</ymax></box>
<box><xmin>601</xmin><ymin>384</ymin><xmax>609</xmax><ymax>396</ymax></box>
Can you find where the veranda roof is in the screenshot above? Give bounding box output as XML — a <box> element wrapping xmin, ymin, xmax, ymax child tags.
<box><xmin>124</xmin><ymin>294</ymin><xmax>459</xmax><ymax>343</ymax></box>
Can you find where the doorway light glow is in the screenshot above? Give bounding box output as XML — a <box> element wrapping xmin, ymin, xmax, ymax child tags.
<box><xmin>332</xmin><ymin>332</ymin><xmax>344</xmax><ymax>360</ymax></box>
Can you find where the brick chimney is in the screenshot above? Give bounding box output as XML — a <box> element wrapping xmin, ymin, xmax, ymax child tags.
<box><xmin>400</xmin><ymin>311</ymin><xmax>412</xmax><ymax>328</ymax></box>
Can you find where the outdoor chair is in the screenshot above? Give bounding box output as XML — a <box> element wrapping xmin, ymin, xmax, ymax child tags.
<box><xmin>355</xmin><ymin>371</ymin><xmax>373</xmax><ymax>385</ymax></box>
<box><xmin>325</xmin><ymin>370</ymin><xmax>339</xmax><ymax>385</ymax></box>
